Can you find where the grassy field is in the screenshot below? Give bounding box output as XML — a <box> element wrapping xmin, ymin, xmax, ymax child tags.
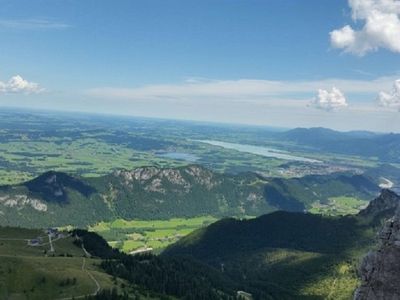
<box><xmin>310</xmin><ymin>196</ymin><xmax>369</xmax><ymax>216</ymax></box>
<box><xmin>0</xmin><ymin>227</ymin><xmax>136</xmax><ymax>300</ymax></box>
<box><xmin>0</xmin><ymin>137</ymin><xmax>185</xmax><ymax>185</ymax></box>
<box><xmin>90</xmin><ymin>216</ymin><xmax>218</xmax><ymax>253</ymax></box>
<box><xmin>0</xmin><ymin>133</ymin><xmax>287</xmax><ymax>184</ymax></box>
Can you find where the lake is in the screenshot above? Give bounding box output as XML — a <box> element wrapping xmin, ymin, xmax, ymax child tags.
<box><xmin>196</xmin><ymin>140</ymin><xmax>322</xmax><ymax>163</ymax></box>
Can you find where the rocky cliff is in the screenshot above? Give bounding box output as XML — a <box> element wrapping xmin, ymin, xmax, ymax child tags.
<box><xmin>355</xmin><ymin>190</ymin><xmax>400</xmax><ymax>300</ymax></box>
<box><xmin>358</xmin><ymin>189</ymin><xmax>400</xmax><ymax>219</ymax></box>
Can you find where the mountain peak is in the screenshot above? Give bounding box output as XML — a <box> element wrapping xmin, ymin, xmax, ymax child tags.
<box><xmin>358</xmin><ymin>189</ymin><xmax>400</xmax><ymax>219</ymax></box>
<box><xmin>24</xmin><ymin>171</ymin><xmax>95</xmax><ymax>203</ymax></box>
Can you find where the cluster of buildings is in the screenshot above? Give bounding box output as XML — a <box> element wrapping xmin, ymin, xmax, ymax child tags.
<box><xmin>27</xmin><ymin>228</ymin><xmax>63</xmax><ymax>247</ymax></box>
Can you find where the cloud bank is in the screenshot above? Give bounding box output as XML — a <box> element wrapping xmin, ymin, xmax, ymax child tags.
<box><xmin>0</xmin><ymin>75</ymin><xmax>43</xmax><ymax>94</ymax></box>
<box><xmin>0</xmin><ymin>19</ymin><xmax>71</xmax><ymax>30</ymax></box>
<box><xmin>86</xmin><ymin>76</ymin><xmax>397</xmax><ymax>105</ymax></box>
<box><xmin>378</xmin><ymin>79</ymin><xmax>400</xmax><ymax>110</ymax></box>
<box><xmin>330</xmin><ymin>0</ymin><xmax>400</xmax><ymax>55</ymax></box>
<box><xmin>310</xmin><ymin>87</ymin><xmax>348</xmax><ymax>111</ymax></box>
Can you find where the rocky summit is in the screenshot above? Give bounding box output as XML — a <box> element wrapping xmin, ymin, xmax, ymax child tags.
<box><xmin>355</xmin><ymin>190</ymin><xmax>400</xmax><ymax>300</ymax></box>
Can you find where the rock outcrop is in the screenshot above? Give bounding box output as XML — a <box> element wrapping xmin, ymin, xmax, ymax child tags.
<box><xmin>355</xmin><ymin>190</ymin><xmax>400</xmax><ymax>300</ymax></box>
<box><xmin>358</xmin><ymin>189</ymin><xmax>399</xmax><ymax>218</ymax></box>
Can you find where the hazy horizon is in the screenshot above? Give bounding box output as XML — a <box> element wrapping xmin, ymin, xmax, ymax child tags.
<box><xmin>1</xmin><ymin>105</ymin><xmax>399</xmax><ymax>134</ymax></box>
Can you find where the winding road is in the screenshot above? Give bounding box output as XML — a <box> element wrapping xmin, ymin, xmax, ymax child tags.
<box><xmin>55</xmin><ymin>244</ymin><xmax>101</xmax><ymax>300</ymax></box>
<box><xmin>56</xmin><ymin>256</ymin><xmax>101</xmax><ymax>300</ymax></box>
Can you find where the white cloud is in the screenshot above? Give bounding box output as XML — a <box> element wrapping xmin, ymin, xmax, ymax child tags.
<box><xmin>330</xmin><ymin>0</ymin><xmax>400</xmax><ymax>55</ymax></box>
<box><xmin>0</xmin><ymin>75</ymin><xmax>43</xmax><ymax>94</ymax></box>
<box><xmin>378</xmin><ymin>79</ymin><xmax>400</xmax><ymax>110</ymax></box>
<box><xmin>86</xmin><ymin>75</ymin><xmax>398</xmax><ymax>104</ymax></box>
<box><xmin>310</xmin><ymin>87</ymin><xmax>348</xmax><ymax>111</ymax></box>
<box><xmin>0</xmin><ymin>19</ymin><xmax>71</xmax><ymax>30</ymax></box>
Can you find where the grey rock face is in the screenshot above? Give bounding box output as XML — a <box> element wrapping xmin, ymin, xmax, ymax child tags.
<box><xmin>358</xmin><ymin>189</ymin><xmax>400</xmax><ymax>218</ymax></box>
<box><xmin>355</xmin><ymin>191</ymin><xmax>400</xmax><ymax>300</ymax></box>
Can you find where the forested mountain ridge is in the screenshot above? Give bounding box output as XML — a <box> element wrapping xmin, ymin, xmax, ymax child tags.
<box><xmin>164</xmin><ymin>190</ymin><xmax>400</xmax><ymax>299</ymax></box>
<box><xmin>279</xmin><ymin>127</ymin><xmax>400</xmax><ymax>162</ymax></box>
<box><xmin>0</xmin><ymin>165</ymin><xmax>269</xmax><ymax>227</ymax></box>
<box><xmin>0</xmin><ymin>165</ymin><xmax>379</xmax><ymax>228</ymax></box>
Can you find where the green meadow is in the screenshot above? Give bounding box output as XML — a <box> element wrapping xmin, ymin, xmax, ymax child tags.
<box><xmin>89</xmin><ymin>216</ymin><xmax>217</xmax><ymax>253</ymax></box>
<box><xmin>310</xmin><ymin>196</ymin><xmax>369</xmax><ymax>216</ymax></box>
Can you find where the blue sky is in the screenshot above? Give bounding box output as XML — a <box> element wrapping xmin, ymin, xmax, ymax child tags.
<box><xmin>0</xmin><ymin>0</ymin><xmax>400</xmax><ymax>132</ymax></box>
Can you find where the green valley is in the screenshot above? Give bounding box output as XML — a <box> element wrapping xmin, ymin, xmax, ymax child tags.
<box><xmin>89</xmin><ymin>216</ymin><xmax>217</xmax><ymax>253</ymax></box>
<box><xmin>310</xmin><ymin>196</ymin><xmax>369</xmax><ymax>215</ymax></box>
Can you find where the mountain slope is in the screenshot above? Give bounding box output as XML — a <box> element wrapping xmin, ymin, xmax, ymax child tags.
<box><xmin>164</xmin><ymin>190</ymin><xmax>400</xmax><ymax>299</ymax></box>
<box><xmin>0</xmin><ymin>227</ymin><xmax>131</xmax><ymax>300</ymax></box>
<box><xmin>24</xmin><ymin>171</ymin><xmax>96</xmax><ymax>203</ymax></box>
<box><xmin>0</xmin><ymin>166</ymin><xmax>270</xmax><ymax>227</ymax></box>
<box><xmin>0</xmin><ymin>165</ymin><xmax>379</xmax><ymax>228</ymax></box>
<box><xmin>265</xmin><ymin>173</ymin><xmax>379</xmax><ymax>211</ymax></box>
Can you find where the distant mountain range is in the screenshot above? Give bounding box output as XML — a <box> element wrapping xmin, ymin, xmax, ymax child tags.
<box><xmin>0</xmin><ymin>165</ymin><xmax>380</xmax><ymax>228</ymax></box>
<box><xmin>164</xmin><ymin>189</ymin><xmax>400</xmax><ymax>299</ymax></box>
<box><xmin>279</xmin><ymin>127</ymin><xmax>400</xmax><ymax>162</ymax></box>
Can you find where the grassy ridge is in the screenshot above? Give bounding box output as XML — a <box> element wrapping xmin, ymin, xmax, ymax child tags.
<box><xmin>0</xmin><ymin>227</ymin><xmax>126</xmax><ymax>300</ymax></box>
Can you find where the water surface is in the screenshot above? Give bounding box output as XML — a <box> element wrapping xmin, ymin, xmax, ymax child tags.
<box><xmin>197</xmin><ymin>140</ymin><xmax>322</xmax><ymax>163</ymax></box>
